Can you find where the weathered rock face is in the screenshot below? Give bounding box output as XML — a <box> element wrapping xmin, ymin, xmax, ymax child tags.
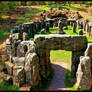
<box><xmin>13</xmin><ymin>66</ymin><xmax>25</xmax><ymax>87</ymax></box>
<box><xmin>13</xmin><ymin>57</ymin><xmax>25</xmax><ymax>66</ymax></box>
<box><xmin>17</xmin><ymin>41</ymin><xmax>36</xmax><ymax>57</ymax></box>
<box><xmin>34</xmin><ymin>34</ymin><xmax>87</xmax><ymax>51</ymax></box>
<box><xmin>5</xmin><ymin>61</ymin><xmax>14</xmax><ymax>75</ymax></box>
<box><xmin>75</xmin><ymin>56</ymin><xmax>92</xmax><ymax>90</ymax></box>
<box><xmin>25</xmin><ymin>53</ymin><xmax>40</xmax><ymax>86</ymax></box>
<box><xmin>37</xmin><ymin>49</ymin><xmax>50</xmax><ymax>78</ymax></box>
<box><xmin>85</xmin><ymin>44</ymin><xmax>92</xmax><ymax>60</ymax></box>
<box><xmin>22</xmin><ymin>32</ymin><xmax>29</xmax><ymax>41</ymax></box>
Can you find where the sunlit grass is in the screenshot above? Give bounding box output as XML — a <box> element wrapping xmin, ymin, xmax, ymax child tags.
<box><xmin>0</xmin><ymin>79</ymin><xmax>19</xmax><ymax>91</ymax></box>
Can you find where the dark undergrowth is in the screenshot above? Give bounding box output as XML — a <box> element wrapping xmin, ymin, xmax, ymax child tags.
<box><xmin>33</xmin><ymin>64</ymin><xmax>54</xmax><ymax>91</ymax></box>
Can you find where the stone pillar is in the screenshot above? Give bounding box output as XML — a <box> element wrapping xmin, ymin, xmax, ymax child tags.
<box><xmin>85</xmin><ymin>44</ymin><xmax>92</xmax><ymax>74</ymax></box>
<box><xmin>71</xmin><ymin>51</ymin><xmax>84</xmax><ymax>77</ymax></box>
<box><xmin>73</xmin><ymin>22</ymin><xmax>77</xmax><ymax>33</ymax></box>
<box><xmin>37</xmin><ymin>49</ymin><xmax>50</xmax><ymax>78</ymax></box>
<box><xmin>22</xmin><ymin>32</ymin><xmax>29</xmax><ymax>41</ymax></box>
<box><xmin>46</xmin><ymin>23</ymin><xmax>50</xmax><ymax>32</ymax></box>
<box><xmin>83</xmin><ymin>19</ymin><xmax>89</xmax><ymax>32</ymax></box>
<box><xmin>75</xmin><ymin>56</ymin><xmax>91</xmax><ymax>90</ymax></box>
<box><xmin>57</xmin><ymin>20</ymin><xmax>64</xmax><ymax>34</ymax></box>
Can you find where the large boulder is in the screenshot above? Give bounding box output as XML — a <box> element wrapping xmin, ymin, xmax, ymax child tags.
<box><xmin>75</xmin><ymin>56</ymin><xmax>92</xmax><ymax>90</ymax></box>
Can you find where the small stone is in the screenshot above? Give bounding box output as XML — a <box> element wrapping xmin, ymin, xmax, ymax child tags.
<box><xmin>78</xmin><ymin>29</ymin><xmax>83</xmax><ymax>35</ymax></box>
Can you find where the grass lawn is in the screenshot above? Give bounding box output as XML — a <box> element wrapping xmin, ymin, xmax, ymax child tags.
<box><xmin>0</xmin><ymin>79</ymin><xmax>19</xmax><ymax>91</ymax></box>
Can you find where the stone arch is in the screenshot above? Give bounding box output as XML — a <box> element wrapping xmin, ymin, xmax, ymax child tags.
<box><xmin>34</xmin><ymin>34</ymin><xmax>87</xmax><ymax>78</ymax></box>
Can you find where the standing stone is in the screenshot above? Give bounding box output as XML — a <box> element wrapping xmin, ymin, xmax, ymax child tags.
<box><xmin>13</xmin><ymin>66</ymin><xmax>25</xmax><ymax>87</ymax></box>
<box><xmin>85</xmin><ymin>44</ymin><xmax>92</xmax><ymax>60</ymax></box>
<box><xmin>75</xmin><ymin>56</ymin><xmax>91</xmax><ymax>90</ymax></box>
<box><xmin>71</xmin><ymin>51</ymin><xmax>84</xmax><ymax>78</ymax></box>
<box><xmin>46</xmin><ymin>23</ymin><xmax>50</xmax><ymax>32</ymax></box>
<box><xmin>25</xmin><ymin>53</ymin><xmax>40</xmax><ymax>87</ymax></box>
<box><xmin>41</xmin><ymin>19</ymin><xmax>45</xmax><ymax>29</ymax></box>
<box><xmin>41</xmin><ymin>29</ymin><xmax>45</xmax><ymax>34</ymax></box>
<box><xmin>83</xmin><ymin>19</ymin><xmax>89</xmax><ymax>31</ymax></box>
<box><xmin>73</xmin><ymin>23</ymin><xmax>77</xmax><ymax>33</ymax></box>
<box><xmin>22</xmin><ymin>32</ymin><xmax>29</xmax><ymax>41</ymax></box>
<box><xmin>78</xmin><ymin>29</ymin><xmax>83</xmax><ymax>35</ymax></box>
<box><xmin>37</xmin><ymin>49</ymin><xmax>50</xmax><ymax>78</ymax></box>
<box><xmin>85</xmin><ymin>44</ymin><xmax>92</xmax><ymax>71</ymax></box>
<box><xmin>11</xmin><ymin>40</ymin><xmax>21</xmax><ymax>57</ymax></box>
<box><xmin>57</xmin><ymin>20</ymin><xmax>64</xmax><ymax>34</ymax></box>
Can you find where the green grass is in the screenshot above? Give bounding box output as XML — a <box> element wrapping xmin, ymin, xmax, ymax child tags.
<box><xmin>50</xmin><ymin>50</ymin><xmax>72</xmax><ymax>66</ymax></box>
<box><xmin>0</xmin><ymin>79</ymin><xmax>19</xmax><ymax>91</ymax></box>
<box><xmin>64</xmin><ymin>25</ymin><xmax>92</xmax><ymax>43</ymax></box>
<box><xmin>50</xmin><ymin>50</ymin><xmax>75</xmax><ymax>90</ymax></box>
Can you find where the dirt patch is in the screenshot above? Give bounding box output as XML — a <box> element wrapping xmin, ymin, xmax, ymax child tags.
<box><xmin>48</xmin><ymin>61</ymin><xmax>69</xmax><ymax>91</ymax></box>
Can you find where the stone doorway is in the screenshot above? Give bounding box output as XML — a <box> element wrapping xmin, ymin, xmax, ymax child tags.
<box><xmin>34</xmin><ymin>34</ymin><xmax>87</xmax><ymax>78</ymax></box>
<box><xmin>47</xmin><ymin>50</ymin><xmax>71</xmax><ymax>90</ymax></box>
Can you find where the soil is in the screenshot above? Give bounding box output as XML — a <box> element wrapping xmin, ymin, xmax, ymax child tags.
<box><xmin>47</xmin><ymin>61</ymin><xmax>69</xmax><ymax>90</ymax></box>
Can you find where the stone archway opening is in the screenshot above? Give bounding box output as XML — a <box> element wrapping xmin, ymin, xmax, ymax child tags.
<box><xmin>48</xmin><ymin>50</ymin><xmax>72</xmax><ymax>90</ymax></box>
<box><xmin>34</xmin><ymin>34</ymin><xmax>87</xmax><ymax>79</ymax></box>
